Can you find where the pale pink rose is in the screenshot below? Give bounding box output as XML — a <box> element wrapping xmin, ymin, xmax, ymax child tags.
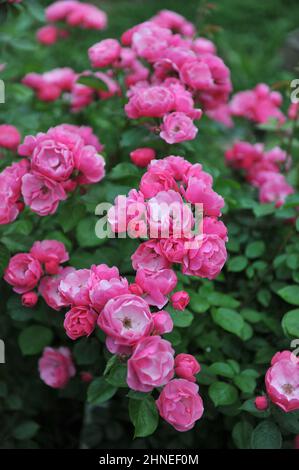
<box><xmin>0</xmin><ymin>124</ymin><xmax>21</xmax><ymax>150</ymax></box>
<box><xmin>88</xmin><ymin>39</ymin><xmax>121</xmax><ymax>68</ymax></box>
<box><xmin>254</xmin><ymin>396</ymin><xmax>269</xmax><ymax>411</ymax></box>
<box><xmin>30</xmin><ymin>138</ymin><xmax>75</xmax><ymax>182</ymax></box>
<box><xmin>30</xmin><ymin>240</ymin><xmax>69</xmax><ymax>270</ymax></box>
<box><xmin>130</xmin><ymin>148</ymin><xmax>156</xmax><ymax>167</ymax></box>
<box><xmin>21</xmin><ymin>291</ymin><xmax>38</xmax><ymax>308</ymax></box>
<box><xmin>259</xmin><ymin>173</ymin><xmax>294</xmax><ymax>207</ymax></box>
<box><xmin>159</xmin><ymin>237</ymin><xmax>187</xmax><ymax>263</ymax></box>
<box><xmin>88</xmin><ymin>264</ymin><xmax>129</xmax><ymax>312</ymax></box>
<box><xmin>39</xmin><ymin>347</ymin><xmax>76</xmax><ymax>389</ymax></box>
<box><xmin>38</xmin><ymin>267</ymin><xmax>75</xmax><ymax>311</ymax></box>
<box><xmin>64</xmin><ymin>305</ymin><xmax>98</xmax><ymax>340</ymax></box>
<box><xmin>125</xmin><ymin>85</ymin><xmax>175</xmax><ymax>119</ymax></box>
<box><xmin>36</xmin><ymin>25</ymin><xmax>59</xmax><ymax>45</ymax></box>
<box><xmin>56</xmin><ymin>124</ymin><xmax>103</xmax><ymax>152</ymax></box>
<box><xmin>66</xmin><ymin>3</ymin><xmax>107</xmax><ymax>30</ymax></box>
<box><xmin>264</xmin><ymin>146</ymin><xmax>288</xmax><ymax>164</ymax></box>
<box><xmin>206</xmin><ymin>104</ymin><xmax>233</xmax><ymax>127</ymax></box>
<box><xmin>131</xmin><ymin>23</ymin><xmax>171</xmax><ymax>62</ymax></box>
<box><xmin>70</xmin><ymin>83</ymin><xmax>94</xmax><ymax>112</ymax></box>
<box><xmin>46</xmin><ymin>1</ymin><xmax>78</xmax><ymax>22</ymax></box>
<box><xmin>131</xmin><ymin>240</ymin><xmax>170</xmax><ymax>273</ymax></box>
<box><xmin>180</xmin><ymin>59</ymin><xmax>213</xmax><ymax>90</ymax></box>
<box><xmin>59</xmin><ymin>269</ymin><xmax>91</xmax><ymax>306</ymax></box>
<box><xmin>108</xmin><ymin>190</ymin><xmax>147</xmax><ymax>237</ymax></box>
<box><xmin>203</xmin><ymin>217</ymin><xmax>228</xmax><ymax>241</ymax></box>
<box><xmin>183</xmin><ymin>177</ymin><xmax>224</xmax><ymax>217</ymax></box>
<box><xmin>160</xmin><ymin>112</ymin><xmax>199</xmax><ymax>144</ymax></box>
<box><xmin>4</xmin><ymin>253</ymin><xmax>42</xmax><ymax>294</ymax></box>
<box><xmin>127</xmin><ymin>336</ymin><xmax>174</xmax><ymax>392</ymax></box>
<box><xmin>183</xmin><ymin>234</ymin><xmax>227</xmax><ymax>279</ymax></box>
<box><xmin>171</xmin><ymin>291</ymin><xmax>190</xmax><ymax>311</ymax></box>
<box><xmin>139</xmin><ymin>167</ymin><xmax>178</xmax><ymax>198</ymax></box>
<box><xmin>174</xmin><ymin>354</ymin><xmax>201</xmax><ymax>382</ymax></box>
<box><xmin>0</xmin><ymin>159</ymin><xmax>29</xmax><ymax>224</ymax></box>
<box><xmin>152</xmin><ymin>310</ymin><xmax>173</xmax><ymax>335</ymax></box>
<box><xmin>135</xmin><ymin>268</ymin><xmax>177</xmax><ymax>308</ymax></box>
<box><xmin>198</xmin><ymin>55</ymin><xmax>232</xmax><ymax>110</ymax></box>
<box><xmin>125</xmin><ymin>60</ymin><xmax>149</xmax><ymax>87</ymax></box>
<box><xmin>162</xmin><ymin>80</ymin><xmax>202</xmax><ymax>119</ymax></box>
<box><xmin>21</xmin><ymin>173</ymin><xmax>67</xmax><ymax>216</ymax></box>
<box><xmin>73</xmin><ymin>146</ymin><xmax>105</xmax><ymax>184</ymax></box>
<box><xmin>106</xmin><ymin>336</ymin><xmax>132</xmax><ymax>356</ymax></box>
<box><xmin>149</xmin><ymin>155</ymin><xmax>192</xmax><ymax>181</ymax></box>
<box><xmin>156</xmin><ymin>379</ymin><xmax>204</xmax><ymax>432</ymax></box>
<box><xmin>265</xmin><ymin>351</ymin><xmax>299</xmax><ymax>412</ymax></box>
<box><xmin>98</xmin><ymin>294</ymin><xmax>153</xmax><ymax>348</ymax></box>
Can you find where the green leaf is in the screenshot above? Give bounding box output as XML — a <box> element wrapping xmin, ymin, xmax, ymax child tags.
<box><xmin>234</xmin><ymin>372</ymin><xmax>257</xmax><ymax>394</ymax></box>
<box><xmin>253</xmin><ymin>203</ymin><xmax>275</xmax><ymax>217</ymax></box>
<box><xmin>239</xmin><ymin>398</ymin><xmax>270</xmax><ymax>418</ymax></box>
<box><xmin>108</xmin><ymin>163</ymin><xmax>140</xmax><ymax>182</ymax></box>
<box><xmin>189</xmin><ymin>293</ymin><xmax>210</xmax><ymax>313</ymax></box>
<box><xmin>87</xmin><ymin>377</ymin><xmax>117</xmax><ymax>405</ymax></box>
<box><xmin>129</xmin><ymin>396</ymin><xmax>158</xmax><ymax>438</ymax></box>
<box><xmin>245</xmin><ymin>241</ymin><xmax>265</xmax><ymax>259</ymax></box>
<box><xmin>278</xmin><ymin>285</ymin><xmax>299</xmax><ymax>305</ymax></box>
<box><xmin>105</xmin><ymin>362</ymin><xmax>127</xmax><ymax>388</ymax></box>
<box><xmin>232</xmin><ymin>421</ymin><xmax>253</xmax><ymax>449</ymax></box>
<box><xmin>58</xmin><ymin>200</ymin><xmax>86</xmax><ymax>233</ymax></box>
<box><xmin>251</xmin><ymin>420</ymin><xmax>282</xmax><ymax>449</ymax></box>
<box><xmin>272</xmin><ymin>408</ymin><xmax>299</xmax><ymax>433</ymax></box>
<box><xmin>281</xmin><ymin>309</ymin><xmax>299</xmax><ymax>337</ymax></box>
<box><xmin>18</xmin><ymin>326</ymin><xmax>53</xmax><ymax>356</ymax></box>
<box><xmin>13</xmin><ymin>421</ymin><xmax>40</xmax><ymax>440</ymax></box>
<box><xmin>76</xmin><ymin>217</ymin><xmax>106</xmax><ymax>248</ymax></box>
<box><xmin>208</xmin><ymin>381</ymin><xmax>238</xmax><ymax>406</ymax></box>
<box><xmin>212</xmin><ymin>308</ymin><xmax>245</xmax><ymax>338</ymax></box>
<box><xmin>227</xmin><ymin>256</ymin><xmax>248</xmax><ymax>272</ymax></box>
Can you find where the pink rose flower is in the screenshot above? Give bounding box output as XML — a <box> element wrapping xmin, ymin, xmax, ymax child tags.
<box><xmin>64</xmin><ymin>305</ymin><xmax>98</xmax><ymax>340</ymax></box>
<box><xmin>108</xmin><ymin>190</ymin><xmax>147</xmax><ymax>237</ymax></box>
<box><xmin>21</xmin><ymin>173</ymin><xmax>67</xmax><ymax>216</ymax></box>
<box><xmin>39</xmin><ymin>347</ymin><xmax>76</xmax><ymax>389</ymax></box>
<box><xmin>38</xmin><ymin>267</ymin><xmax>75</xmax><ymax>311</ymax></box>
<box><xmin>160</xmin><ymin>112</ymin><xmax>199</xmax><ymax>144</ymax></box>
<box><xmin>156</xmin><ymin>379</ymin><xmax>204</xmax><ymax>432</ymax></box>
<box><xmin>183</xmin><ymin>177</ymin><xmax>224</xmax><ymax>217</ymax></box>
<box><xmin>88</xmin><ymin>39</ymin><xmax>121</xmax><ymax>68</ymax></box>
<box><xmin>127</xmin><ymin>336</ymin><xmax>174</xmax><ymax>392</ymax></box>
<box><xmin>171</xmin><ymin>291</ymin><xmax>190</xmax><ymax>311</ymax></box>
<box><xmin>259</xmin><ymin>173</ymin><xmax>294</xmax><ymax>208</ymax></box>
<box><xmin>130</xmin><ymin>147</ymin><xmax>156</xmax><ymax>167</ymax></box>
<box><xmin>225</xmin><ymin>141</ymin><xmax>264</xmax><ymax>170</ymax></box>
<box><xmin>30</xmin><ymin>138</ymin><xmax>75</xmax><ymax>183</ymax></box>
<box><xmin>21</xmin><ymin>291</ymin><xmax>38</xmax><ymax>308</ymax></box>
<box><xmin>152</xmin><ymin>310</ymin><xmax>173</xmax><ymax>335</ymax></box>
<box><xmin>88</xmin><ymin>264</ymin><xmax>129</xmax><ymax>312</ymax></box>
<box><xmin>131</xmin><ymin>240</ymin><xmax>170</xmax><ymax>273</ymax></box>
<box><xmin>203</xmin><ymin>217</ymin><xmax>228</xmax><ymax>241</ymax></box>
<box><xmin>4</xmin><ymin>253</ymin><xmax>43</xmax><ymax>294</ymax></box>
<box><xmin>182</xmin><ymin>234</ymin><xmax>227</xmax><ymax>279</ymax></box>
<box><xmin>98</xmin><ymin>294</ymin><xmax>153</xmax><ymax>349</ymax></box>
<box><xmin>180</xmin><ymin>59</ymin><xmax>213</xmax><ymax>90</ymax></box>
<box><xmin>265</xmin><ymin>351</ymin><xmax>299</xmax><ymax>412</ymax></box>
<box><xmin>59</xmin><ymin>268</ymin><xmax>91</xmax><ymax>306</ymax></box>
<box><xmin>152</xmin><ymin>10</ymin><xmax>195</xmax><ymax>37</ymax></box>
<box><xmin>174</xmin><ymin>353</ymin><xmax>201</xmax><ymax>382</ymax></box>
<box><xmin>131</xmin><ymin>23</ymin><xmax>171</xmax><ymax>62</ymax></box>
<box><xmin>0</xmin><ymin>159</ymin><xmax>29</xmax><ymax>225</ymax></box>
<box><xmin>254</xmin><ymin>396</ymin><xmax>269</xmax><ymax>411</ymax></box>
<box><xmin>73</xmin><ymin>146</ymin><xmax>105</xmax><ymax>184</ymax></box>
<box><xmin>0</xmin><ymin>124</ymin><xmax>21</xmax><ymax>150</ymax></box>
<box><xmin>135</xmin><ymin>267</ymin><xmax>177</xmax><ymax>308</ymax></box>
<box><xmin>36</xmin><ymin>25</ymin><xmax>59</xmax><ymax>46</ymax></box>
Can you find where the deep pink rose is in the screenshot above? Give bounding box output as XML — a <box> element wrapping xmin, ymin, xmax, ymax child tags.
<box><xmin>38</xmin><ymin>267</ymin><xmax>75</xmax><ymax>311</ymax></box>
<box><xmin>30</xmin><ymin>240</ymin><xmax>69</xmax><ymax>266</ymax></box>
<box><xmin>139</xmin><ymin>166</ymin><xmax>178</xmax><ymax>199</ymax></box>
<box><xmin>36</xmin><ymin>25</ymin><xmax>59</xmax><ymax>45</ymax></box>
<box><xmin>171</xmin><ymin>291</ymin><xmax>190</xmax><ymax>311</ymax></box>
<box><xmin>130</xmin><ymin>148</ymin><xmax>156</xmax><ymax>168</ymax></box>
<box><xmin>64</xmin><ymin>306</ymin><xmax>98</xmax><ymax>340</ymax></box>
<box><xmin>59</xmin><ymin>268</ymin><xmax>91</xmax><ymax>306</ymax></box>
<box><xmin>254</xmin><ymin>396</ymin><xmax>269</xmax><ymax>411</ymax></box>
<box><xmin>182</xmin><ymin>234</ymin><xmax>227</xmax><ymax>279</ymax></box>
<box><xmin>127</xmin><ymin>336</ymin><xmax>174</xmax><ymax>392</ymax></box>
<box><xmin>98</xmin><ymin>294</ymin><xmax>153</xmax><ymax>349</ymax></box>
<box><xmin>4</xmin><ymin>253</ymin><xmax>42</xmax><ymax>294</ymax></box>
<box><xmin>21</xmin><ymin>291</ymin><xmax>38</xmax><ymax>308</ymax></box>
<box><xmin>88</xmin><ymin>264</ymin><xmax>129</xmax><ymax>312</ymax></box>
<box><xmin>131</xmin><ymin>240</ymin><xmax>170</xmax><ymax>273</ymax></box>
<box><xmin>135</xmin><ymin>268</ymin><xmax>177</xmax><ymax>308</ymax></box>
<box><xmin>73</xmin><ymin>145</ymin><xmax>105</xmax><ymax>184</ymax></box>
<box><xmin>0</xmin><ymin>124</ymin><xmax>21</xmax><ymax>150</ymax></box>
<box><xmin>156</xmin><ymin>379</ymin><xmax>204</xmax><ymax>431</ymax></box>
<box><xmin>125</xmin><ymin>85</ymin><xmax>175</xmax><ymax>119</ymax></box>
<box><xmin>88</xmin><ymin>39</ymin><xmax>121</xmax><ymax>68</ymax></box>
<box><xmin>174</xmin><ymin>353</ymin><xmax>201</xmax><ymax>382</ymax></box>
<box><xmin>152</xmin><ymin>310</ymin><xmax>173</xmax><ymax>335</ymax></box>
<box><xmin>39</xmin><ymin>347</ymin><xmax>76</xmax><ymax>389</ymax></box>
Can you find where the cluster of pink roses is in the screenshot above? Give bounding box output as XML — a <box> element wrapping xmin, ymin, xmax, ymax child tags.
<box><xmin>0</xmin><ymin>123</ymin><xmax>104</xmax><ymax>224</ymax></box>
<box><xmin>4</xmin><ymin>239</ymin><xmax>69</xmax><ymax>307</ymax></box>
<box><xmin>87</xmin><ymin>10</ymin><xmax>232</xmax><ymax>143</ymax></box>
<box><xmin>225</xmin><ymin>141</ymin><xmax>294</xmax><ymax>207</ymax></box>
<box><xmin>109</xmin><ymin>155</ymin><xmax>228</xmax><ymax>297</ymax></box>
<box><xmin>230</xmin><ymin>83</ymin><xmax>285</xmax><ymax>124</ymax></box>
<box><xmin>22</xmin><ymin>67</ymin><xmax>120</xmax><ymax>112</ymax></box>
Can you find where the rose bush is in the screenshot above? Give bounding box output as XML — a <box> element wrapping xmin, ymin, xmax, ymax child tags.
<box><xmin>0</xmin><ymin>0</ymin><xmax>299</xmax><ymax>450</ymax></box>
